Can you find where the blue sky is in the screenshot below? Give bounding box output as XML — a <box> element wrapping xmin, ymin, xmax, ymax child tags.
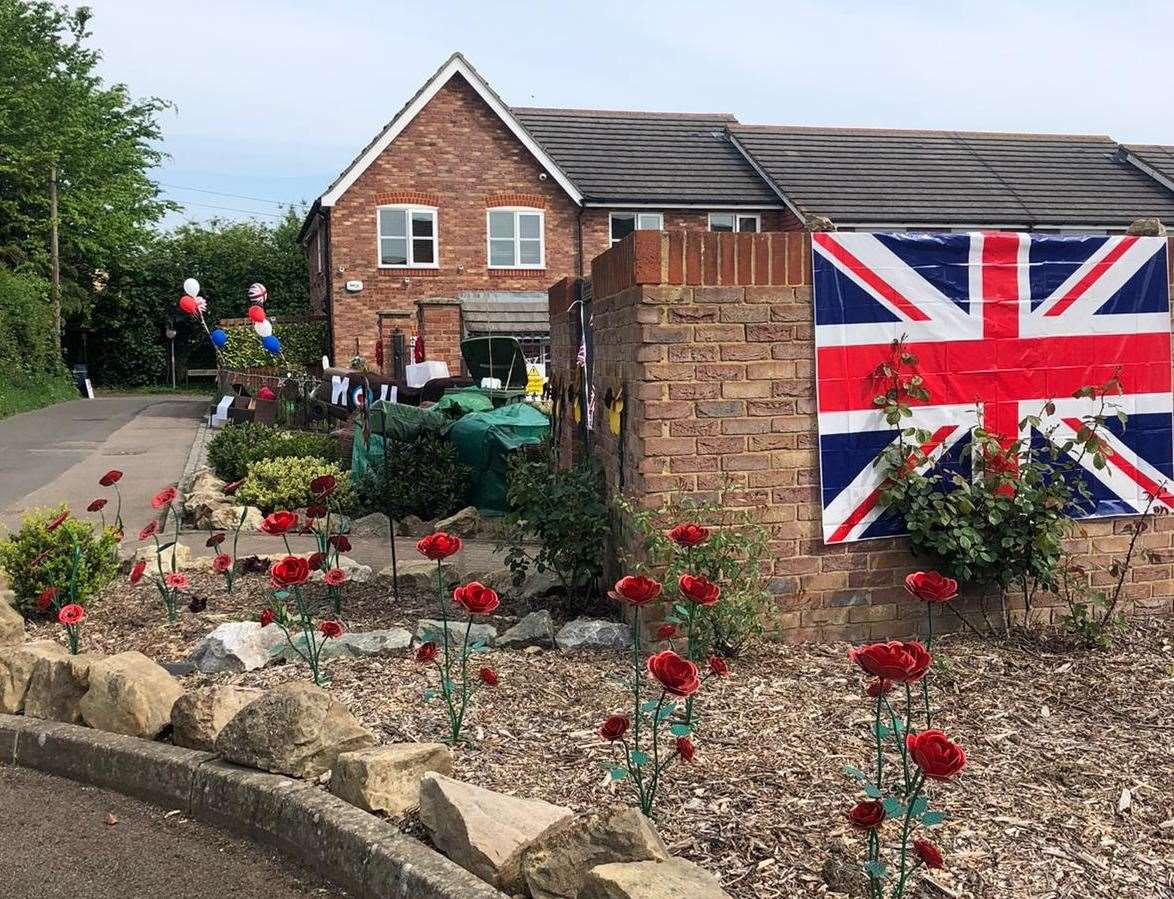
<box><xmin>82</xmin><ymin>0</ymin><xmax>1174</xmax><ymax>228</ymax></box>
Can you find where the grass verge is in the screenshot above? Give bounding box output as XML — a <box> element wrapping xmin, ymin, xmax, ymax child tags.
<box><xmin>0</xmin><ymin>373</ymin><xmax>79</xmax><ymax>420</ymax></box>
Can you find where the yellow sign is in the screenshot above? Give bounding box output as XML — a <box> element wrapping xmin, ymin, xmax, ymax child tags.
<box><xmin>526</xmin><ymin>365</ymin><xmax>545</xmax><ymax>396</ymax></box>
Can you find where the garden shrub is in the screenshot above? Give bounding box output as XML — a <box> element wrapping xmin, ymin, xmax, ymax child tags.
<box><xmin>206</xmin><ymin>422</ymin><xmax>337</xmax><ymax>482</ymax></box>
<box><xmin>0</xmin><ymin>506</ymin><xmax>120</xmax><ymax>615</ymax></box>
<box><xmin>236</xmin><ymin>456</ymin><xmax>354</xmax><ymax>514</ymax></box>
<box><xmin>218</xmin><ymin>320</ymin><xmax>324</xmax><ymax>369</ymax></box>
<box><xmin>355</xmin><ymin>433</ymin><xmax>471</xmax><ymax>521</ymax></box>
<box><xmin>617</xmin><ymin>493</ymin><xmax>771</xmax><ymax>658</ymax></box>
<box><xmin>500</xmin><ymin>443</ymin><xmax>609</xmax><ymax>602</ymax></box>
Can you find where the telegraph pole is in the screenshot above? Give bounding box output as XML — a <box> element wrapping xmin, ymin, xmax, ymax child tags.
<box><xmin>49</xmin><ymin>164</ymin><xmax>61</xmax><ymax>344</ymax></box>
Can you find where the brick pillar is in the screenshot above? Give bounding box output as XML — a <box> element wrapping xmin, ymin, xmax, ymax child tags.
<box><xmin>416</xmin><ymin>299</ymin><xmax>464</xmax><ymax>376</ymax></box>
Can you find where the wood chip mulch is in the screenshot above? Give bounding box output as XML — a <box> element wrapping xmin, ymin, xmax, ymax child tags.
<box><xmin>25</xmin><ymin>573</ymin><xmax>1174</xmax><ymax>899</ymax></box>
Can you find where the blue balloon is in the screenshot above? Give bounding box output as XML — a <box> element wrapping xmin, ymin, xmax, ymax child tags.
<box><xmin>210</xmin><ymin>328</ymin><xmax>228</xmax><ymax>348</ymax></box>
<box><xmin>262</xmin><ymin>334</ymin><xmax>281</xmax><ymax>354</ymax></box>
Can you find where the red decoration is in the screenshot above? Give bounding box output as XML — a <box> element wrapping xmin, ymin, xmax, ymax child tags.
<box><xmin>178</xmin><ymin>295</ymin><xmax>199</xmax><ymax>315</ymax></box>
<box><xmin>247</xmin><ymin>305</ymin><xmax>267</xmax><ymax>323</ymax></box>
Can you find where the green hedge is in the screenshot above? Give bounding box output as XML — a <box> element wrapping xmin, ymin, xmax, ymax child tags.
<box><xmin>0</xmin><ymin>268</ymin><xmax>64</xmax><ymax>380</ymax></box>
<box><xmin>206</xmin><ymin>422</ymin><xmax>338</xmax><ymax>482</ymax></box>
<box><xmin>218</xmin><ymin>320</ymin><xmax>324</xmax><ymax>369</ymax></box>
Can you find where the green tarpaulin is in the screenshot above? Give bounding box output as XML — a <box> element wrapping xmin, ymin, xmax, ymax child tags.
<box><xmin>431</xmin><ymin>387</ymin><xmax>495</xmax><ymax>419</ymax></box>
<box><xmin>447</xmin><ymin>403</ymin><xmax>550</xmax><ymax>513</ymax></box>
<box><xmin>351</xmin><ymin>401</ymin><xmax>449</xmax><ymax>478</ymax></box>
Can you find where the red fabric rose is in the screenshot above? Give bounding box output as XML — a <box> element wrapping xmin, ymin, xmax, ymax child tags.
<box><xmin>212</xmin><ymin>554</ymin><xmax>232</xmax><ymax>573</ymax></box>
<box><xmin>913</xmin><ymin>839</ymin><xmax>943</xmax><ymax>869</ymax></box>
<box><xmin>324</xmin><ymin>568</ymin><xmax>347</xmax><ymax>587</ymax></box>
<box><xmin>667</xmin><ymin>523</ymin><xmax>710</xmax><ymax>547</ymax></box>
<box><xmin>707</xmin><ymin>655</ymin><xmax>729</xmax><ymax>677</ymax></box>
<box><xmin>676</xmin><ymin>737</ymin><xmax>696</xmax><ymax>763</ymax></box>
<box><xmin>906</xmin><ymin>729</ymin><xmax>967</xmax><ymax>780</ymax></box>
<box><xmin>223</xmin><ymin>479</ymin><xmax>244</xmax><ymax>496</ymax></box>
<box><xmin>87</xmin><ymin>498</ymin><xmax>107</xmax><ymax>512</ymax></box>
<box><xmin>260</xmin><ymin>511</ymin><xmax>299</xmax><ymax>535</ymax></box>
<box><xmin>308</xmin><ymin>551</ymin><xmax>327</xmax><ymax>571</ymax></box>
<box><xmin>129</xmin><ymin>561</ymin><xmax>147</xmax><ymax>585</ymax></box>
<box><xmin>319</xmin><ymin>619</ymin><xmax>344</xmax><ymax>639</ymax></box>
<box><xmin>30</xmin><ymin>549</ymin><xmax>52</xmax><ymax>569</ymax></box>
<box><xmin>646</xmin><ymin>650</ymin><xmax>701</xmax><ymax>697</ymax></box>
<box><xmin>270</xmin><ymin>555</ymin><xmax>310</xmax><ymax>587</ymax></box>
<box><xmin>329</xmin><ymin>535</ymin><xmax>352</xmax><ymax>552</ymax></box>
<box><xmin>259</xmin><ymin>609</ymin><xmax>275</xmax><ymax>628</ymax></box>
<box><xmin>903</xmin><ymin>641</ymin><xmax>932</xmax><ymax>683</ymax></box>
<box><xmin>305</xmin><ymin>504</ymin><xmax>327</xmax><ymax>520</ymax></box>
<box><xmin>848</xmin><ymin>800</ymin><xmax>886</xmax><ymax>830</ymax></box>
<box><xmin>99</xmin><ymin>470</ymin><xmax>123</xmax><ymax>487</ymax></box>
<box><xmin>36</xmin><ymin>586</ymin><xmax>59</xmax><ymax>610</ymax></box>
<box><xmin>310</xmin><ymin>474</ymin><xmax>337</xmax><ymax>497</ymax></box>
<box><xmin>416</xmin><ymin>532</ymin><xmax>462</xmax><ymax>560</ymax></box>
<box><xmin>610</xmin><ymin>575</ymin><xmax>662</xmax><ymax>606</ymax></box>
<box><xmin>164</xmin><ymin>572</ymin><xmax>189</xmax><ymax>590</ymax></box>
<box><xmin>679</xmin><ymin>574</ymin><xmax>721</xmax><ymax>606</ymax></box>
<box><xmin>151</xmin><ymin>486</ymin><xmax>177</xmax><ymax>509</ymax></box>
<box><xmin>904</xmin><ymin>571</ymin><xmax>958</xmax><ymax>603</ymax></box>
<box><xmin>849</xmin><ymin>641</ymin><xmax>932</xmax><ymax>683</ymax></box>
<box><xmin>600</xmin><ymin>714</ymin><xmax>629</xmax><ymax>741</ymax></box>
<box><xmin>866</xmin><ymin>678</ymin><xmax>894</xmax><ymax>698</ymax></box>
<box><xmin>453</xmin><ymin>581</ymin><xmax>500</xmax><ymax>615</ymax></box>
<box><xmin>416</xmin><ymin>641</ymin><xmax>438</xmax><ymax>663</ymax></box>
<box><xmin>655</xmin><ymin>623</ymin><xmax>677</xmax><ymax>640</ymax></box>
<box><xmin>138</xmin><ymin>521</ymin><xmax>159</xmax><ymax>541</ymax></box>
<box><xmin>46</xmin><ymin>510</ymin><xmax>69</xmax><ymax>532</ymax></box>
<box><xmin>206</xmin><ymin>532</ymin><xmax>226</xmax><ymax>547</ymax></box>
<box><xmin>479</xmin><ymin>666</ymin><xmax>498</xmax><ymax>686</ymax></box>
<box><xmin>57</xmin><ymin>604</ymin><xmax>85</xmax><ymax>626</ymax></box>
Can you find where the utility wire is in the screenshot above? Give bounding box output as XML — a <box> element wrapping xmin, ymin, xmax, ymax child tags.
<box><xmin>169</xmin><ymin>198</ymin><xmax>287</xmax><ymax>218</ymax></box>
<box><xmin>158</xmin><ymin>181</ymin><xmax>299</xmax><ymax>207</ymax></box>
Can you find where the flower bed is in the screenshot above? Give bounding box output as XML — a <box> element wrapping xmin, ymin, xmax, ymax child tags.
<box><xmin>20</xmin><ymin>569</ymin><xmax>1174</xmax><ymax>899</ymax></box>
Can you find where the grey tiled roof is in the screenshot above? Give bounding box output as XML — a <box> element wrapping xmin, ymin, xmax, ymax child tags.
<box><xmin>513</xmin><ymin>107</ymin><xmax>781</xmax><ymax>206</ymax></box>
<box><xmin>730</xmin><ymin>125</ymin><xmax>1174</xmax><ymax>228</ymax></box>
<box><xmin>1122</xmin><ymin>144</ymin><xmax>1174</xmax><ymax>187</ymax></box>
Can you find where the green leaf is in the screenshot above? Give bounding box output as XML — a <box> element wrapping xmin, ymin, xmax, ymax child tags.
<box><xmin>274</xmin><ymin>590</ymin><xmax>290</xmax><ymax>601</ymax></box>
<box><xmin>421</xmin><ymin>688</ymin><xmax>434</xmax><ymax>703</ymax></box>
<box><xmin>610</xmin><ymin>767</ymin><xmax>629</xmax><ymax>781</ymax></box>
<box><xmin>670</xmin><ymin>723</ymin><xmax>691</xmax><ymax>737</ymax></box>
<box><xmin>640</xmin><ymin>699</ymin><xmax>661</xmax><ymax>713</ymax></box>
<box><xmin>654</xmin><ymin>703</ymin><xmax>677</xmax><ymax>723</ymax></box>
<box><xmin>863</xmin><ymin>783</ymin><xmax>882</xmax><ymax>798</ymax></box>
<box><xmin>864</xmin><ymin>861</ymin><xmax>888</xmax><ymax>880</ymax></box>
<box><xmin>871</xmin><ymin>722</ymin><xmax>890</xmax><ymax>739</ymax></box>
<box><xmin>881</xmin><ymin>797</ymin><xmax>905</xmax><ymax>817</ymax></box>
<box><xmin>630</xmin><ymin>751</ymin><xmax>649</xmax><ymax>767</ymax></box>
<box><xmin>921</xmin><ymin>810</ymin><xmax>946</xmax><ymax>826</ymax></box>
<box><xmin>910</xmin><ymin>796</ymin><xmax>929</xmax><ymax>818</ymax></box>
<box><xmin>842</xmin><ymin>765</ymin><xmax>868</xmax><ymax>782</ymax></box>
<box><xmin>468</xmin><ymin>640</ymin><xmax>486</xmax><ymax>652</ymax></box>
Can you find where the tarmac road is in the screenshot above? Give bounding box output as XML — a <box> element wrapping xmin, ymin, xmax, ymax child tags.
<box><xmin>0</xmin><ymin>765</ymin><xmax>342</xmax><ymax>897</ymax></box>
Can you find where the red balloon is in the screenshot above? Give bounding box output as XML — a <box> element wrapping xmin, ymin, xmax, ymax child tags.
<box><xmin>178</xmin><ymin>295</ymin><xmax>198</xmax><ymax>315</ymax></box>
<box><xmin>247</xmin><ymin>305</ymin><xmax>267</xmax><ymax>323</ymax></box>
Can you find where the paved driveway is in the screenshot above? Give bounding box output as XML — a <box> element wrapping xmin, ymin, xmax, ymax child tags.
<box><xmin>0</xmin><ymin>395</ymin><xmax>205</xmax><ymax>534</ymax></box>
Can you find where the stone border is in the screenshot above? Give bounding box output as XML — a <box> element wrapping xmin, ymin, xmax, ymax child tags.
<box><xmin>0</xmin><ymin>714</ymin><xmax>504</xmax><ymax>899</ymax></box>
<box><xmin>180</xmin><ymin>412</ymin><xmax>211</xmax><ymax>486</ymax></box>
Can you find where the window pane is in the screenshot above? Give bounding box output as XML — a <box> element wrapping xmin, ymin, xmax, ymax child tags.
<box><xmin>411</xmin><ymin>211</ymin><xmax>434</xmax><ymax>237</ymax></box>
<box><xmin>489</xmin><ymin>239</ymin><xmax>515</xmax><ymax>267</ymax></box>
<box><xmin>519</xmin><ymin>239</ymin><xmax>541</xmax><ymax>265</ymax></box>
<box><xmin>412</xmin><ymin>237</ymin><xmax>434</xmax><ymax>265</ymax></box>
<box><xmin>489</xmin><ymin>211</ymin><xmax>514</xmax><ymax>239</ymax></box>
<box><xmin>610</xmin><ymin>213</ymin><xmax>635</xmax><ymax>242</ymax></box>
<box><xmin>380</xmin><ymin>237</ymin><xmax>407</xmax><ymax>266</ymax></box>
<box><xmin>710</xmin><ymin>213</ymin><xmax>734</xmax><ymax>232</ymax></box>
<box><xmin>637</xmin><ymin>213</ymin><xmax>662</xmax><ymax>230</ymax></box>
<box><xmin>379</xmin><ymin>208</ymin><xmax>406</xmax><ymax>237</ymax></box>
<box><xmin>737</xmin><ymin>216</ymin><xmax>759</xmax><ymax>233</ymax></box>
<box><xmin>518</xmin><ymin>213</ymin><xmax>540</xmax><ymax>239</ymax></box>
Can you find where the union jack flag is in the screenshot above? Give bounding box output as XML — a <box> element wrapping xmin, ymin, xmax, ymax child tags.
<box><xmin>813</xmin><ymin>231</ymin><xmax>1173</xmax><ymax>544</ymax></box>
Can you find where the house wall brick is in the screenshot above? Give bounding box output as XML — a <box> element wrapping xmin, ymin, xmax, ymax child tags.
<box><xmin>561</xmin><ymin>230</ymin><xmax>1174</xmax><ymax>642</ymax></box>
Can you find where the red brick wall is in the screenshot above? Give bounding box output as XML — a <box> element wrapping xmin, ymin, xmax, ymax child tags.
<box><xmin>325</xmin><ymin>73</ymin><xmax>582</xmax><ymax>364</ymax></box>
<box><xmin>572</xmin><ymin>230</ymin><xmax>1174</xmax><ymax>641</ymax></box>
<box><xmin>579</xmin><ymin>209</ymin><xmax>797</xmax><ymax>267</ymax></box>
<box><xmin>416</xmin><ymin>300</ymin><xmax>464</xmax><ymax>375</ymax></box>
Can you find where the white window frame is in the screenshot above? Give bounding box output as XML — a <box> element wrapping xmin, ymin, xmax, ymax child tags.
<box><xmin>376</xmin><ymin>205</ymin><xmax>439</xmax><ymax>269</ymax></box>
<box><xmin>486</xmin><ymin>207</ymin><xmax>545</xmax><ymax>269</ymax></box>
<box><xmin>708</xmin><ymin>212</ymin><xmax>761</xmax><ymax>233</ymax></box>
<box><xmin>315</xmin><ymin>230</ymin><xmax>324</xmax><ymax>273</ymax></box>
<box><xmin>609</xmin><ymin>211</ymin><xmax>663</xmax><ymax>246</ymax></box>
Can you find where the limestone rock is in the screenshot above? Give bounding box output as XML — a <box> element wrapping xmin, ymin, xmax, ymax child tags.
<box><xmin>0</xmin><ymin>641</ymin><xmax>68</xmax><ymax>713</ymax></box>
<box><xmin>396</xmin><ymin>514</ymin><xmax>429</xmax><ymax>538</ymax></box>
<box><xmin>171</xmin><ymin>685</ymin><xmax>264</xmax><ymax>751</ymax></box>
<box><xmin>419</xmin><ymin>772</ymin><xmax>572</xmax><ymax>890</ymax></box>
<box><xmin>277</xmin><ymin>628</ymin><xmax>412</xmax><ymax>661</ymax></box>
<box><xmin>0</xmin><ymin>600</ymin><xmax>25</xmax><ymax>646</ymax></box>
<box><xmin>0</xmin><ymin>588</ymin><xmax>15</xmax><ymax>606</ymax></box>
<box><xmin>1127</xmin><ymin>217</ymin><xmax>1167</xmax><ymax>236</ymax></box>
<box><xmin>331</xmin><ymin>743</ymin><xmax>453</xmax><ymax>815</ymax></box>
<box><xmin>416</xmin><ymin>619</ymin><xmax>496</xmax><ymax>649</ymax></box>
<box><xmin>434</xmin><ymin>506</ymin><xmax>480</xmax><ymax>537</ymax></box>
<box><xmin>523</xmin><ymin>805</ymin><xmax>669</xmax><ymax>899</ymax></box>
<box><xmin>555</xmin><ymin>619</ymin><xmax>631</xmax><ymax>652</ymax></box>
<box><xmin>132</xmin><ymin>541</ymin><xmax>192</xmax><ymax>572</ymax></box>
<box><xmin>187</xmin><ymin>621</ymin><xmax>286</xmax><ymax>673</ymax></box>
<box><xmin>309</xmin><ymin>554</ymin><xmax>373</xmax><ymax>584</ymax></box>
<box><xmin>579</xmin><ymin>858</ymin><xmax>732</xmax><ymax>899</ymax></box>
<box><xmin>473</xmin><ymin>567</ymin><xmax>561</xmax><ymax>601</ymax></box>
<box><xmin>380</xmin><ymin>559</ymin><xmax>459</xmax><ymax>592</ymax></box>
<box><xmin>206</xmin><ymin>504</ymin><xmax>263</xmax><ymax>531</ymax></box>
<box><xmin>79</xmin><ymin>651</ymin><xmax>183</xmax><ymax>738</ymax></box>
<box><xmin>496</xmin><ymin>610</ymin><xmax>556</xmax><ymax>649</ymax></box>
<box><xmin>349</xmin><ymin>512</ymin><xmax>391</xmax><ymax>539</ymax></box>
<box><xmin>24</xmin><ymin>652</ymin><xmax>97</xmax><ymax>724</ymax></box>
<box><xmin>214</xmin><ymin>682</ymin><xmax>376</xmax><ymax>778</ymax></box>
<box><xmin>183</xmin><ymin>468</ymin><xmax>229</xmax><ymax>524</ymax></box>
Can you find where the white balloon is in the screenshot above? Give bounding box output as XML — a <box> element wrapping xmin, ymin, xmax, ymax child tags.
<box><xmin>253</xmin><ymin>320</ymin><xmax>273</xmax><ymax>338</ymax></box>
<box><xmin>183</xmin><ymin>277</ymin><xmax>200</xmax><ymax>297</ymax></box>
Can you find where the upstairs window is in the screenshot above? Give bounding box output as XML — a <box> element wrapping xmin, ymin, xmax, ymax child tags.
<box><xmin>610</xmin><ymin>212</ymin><xmax>663</xmax><ymax>245</ymax></box>
<box><xmin>488</xmin><ymin>208</ymin><xmax>544</xmax><ymax>268</ymax></box>
<box><xmin>378</xmin><ymin>206</ymin><xmax>438</xmax><ymax>267</ymax></box>
<box><xmin>709</xmin><ymin>212</ymin><xmax>760</xmax><ymax>233</ymax></box>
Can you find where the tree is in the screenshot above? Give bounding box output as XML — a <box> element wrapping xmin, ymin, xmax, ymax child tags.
<box><xmin>0</xmin><ymin>1</ymin><xmax>172</xmax><ymax>328</ymax></box>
